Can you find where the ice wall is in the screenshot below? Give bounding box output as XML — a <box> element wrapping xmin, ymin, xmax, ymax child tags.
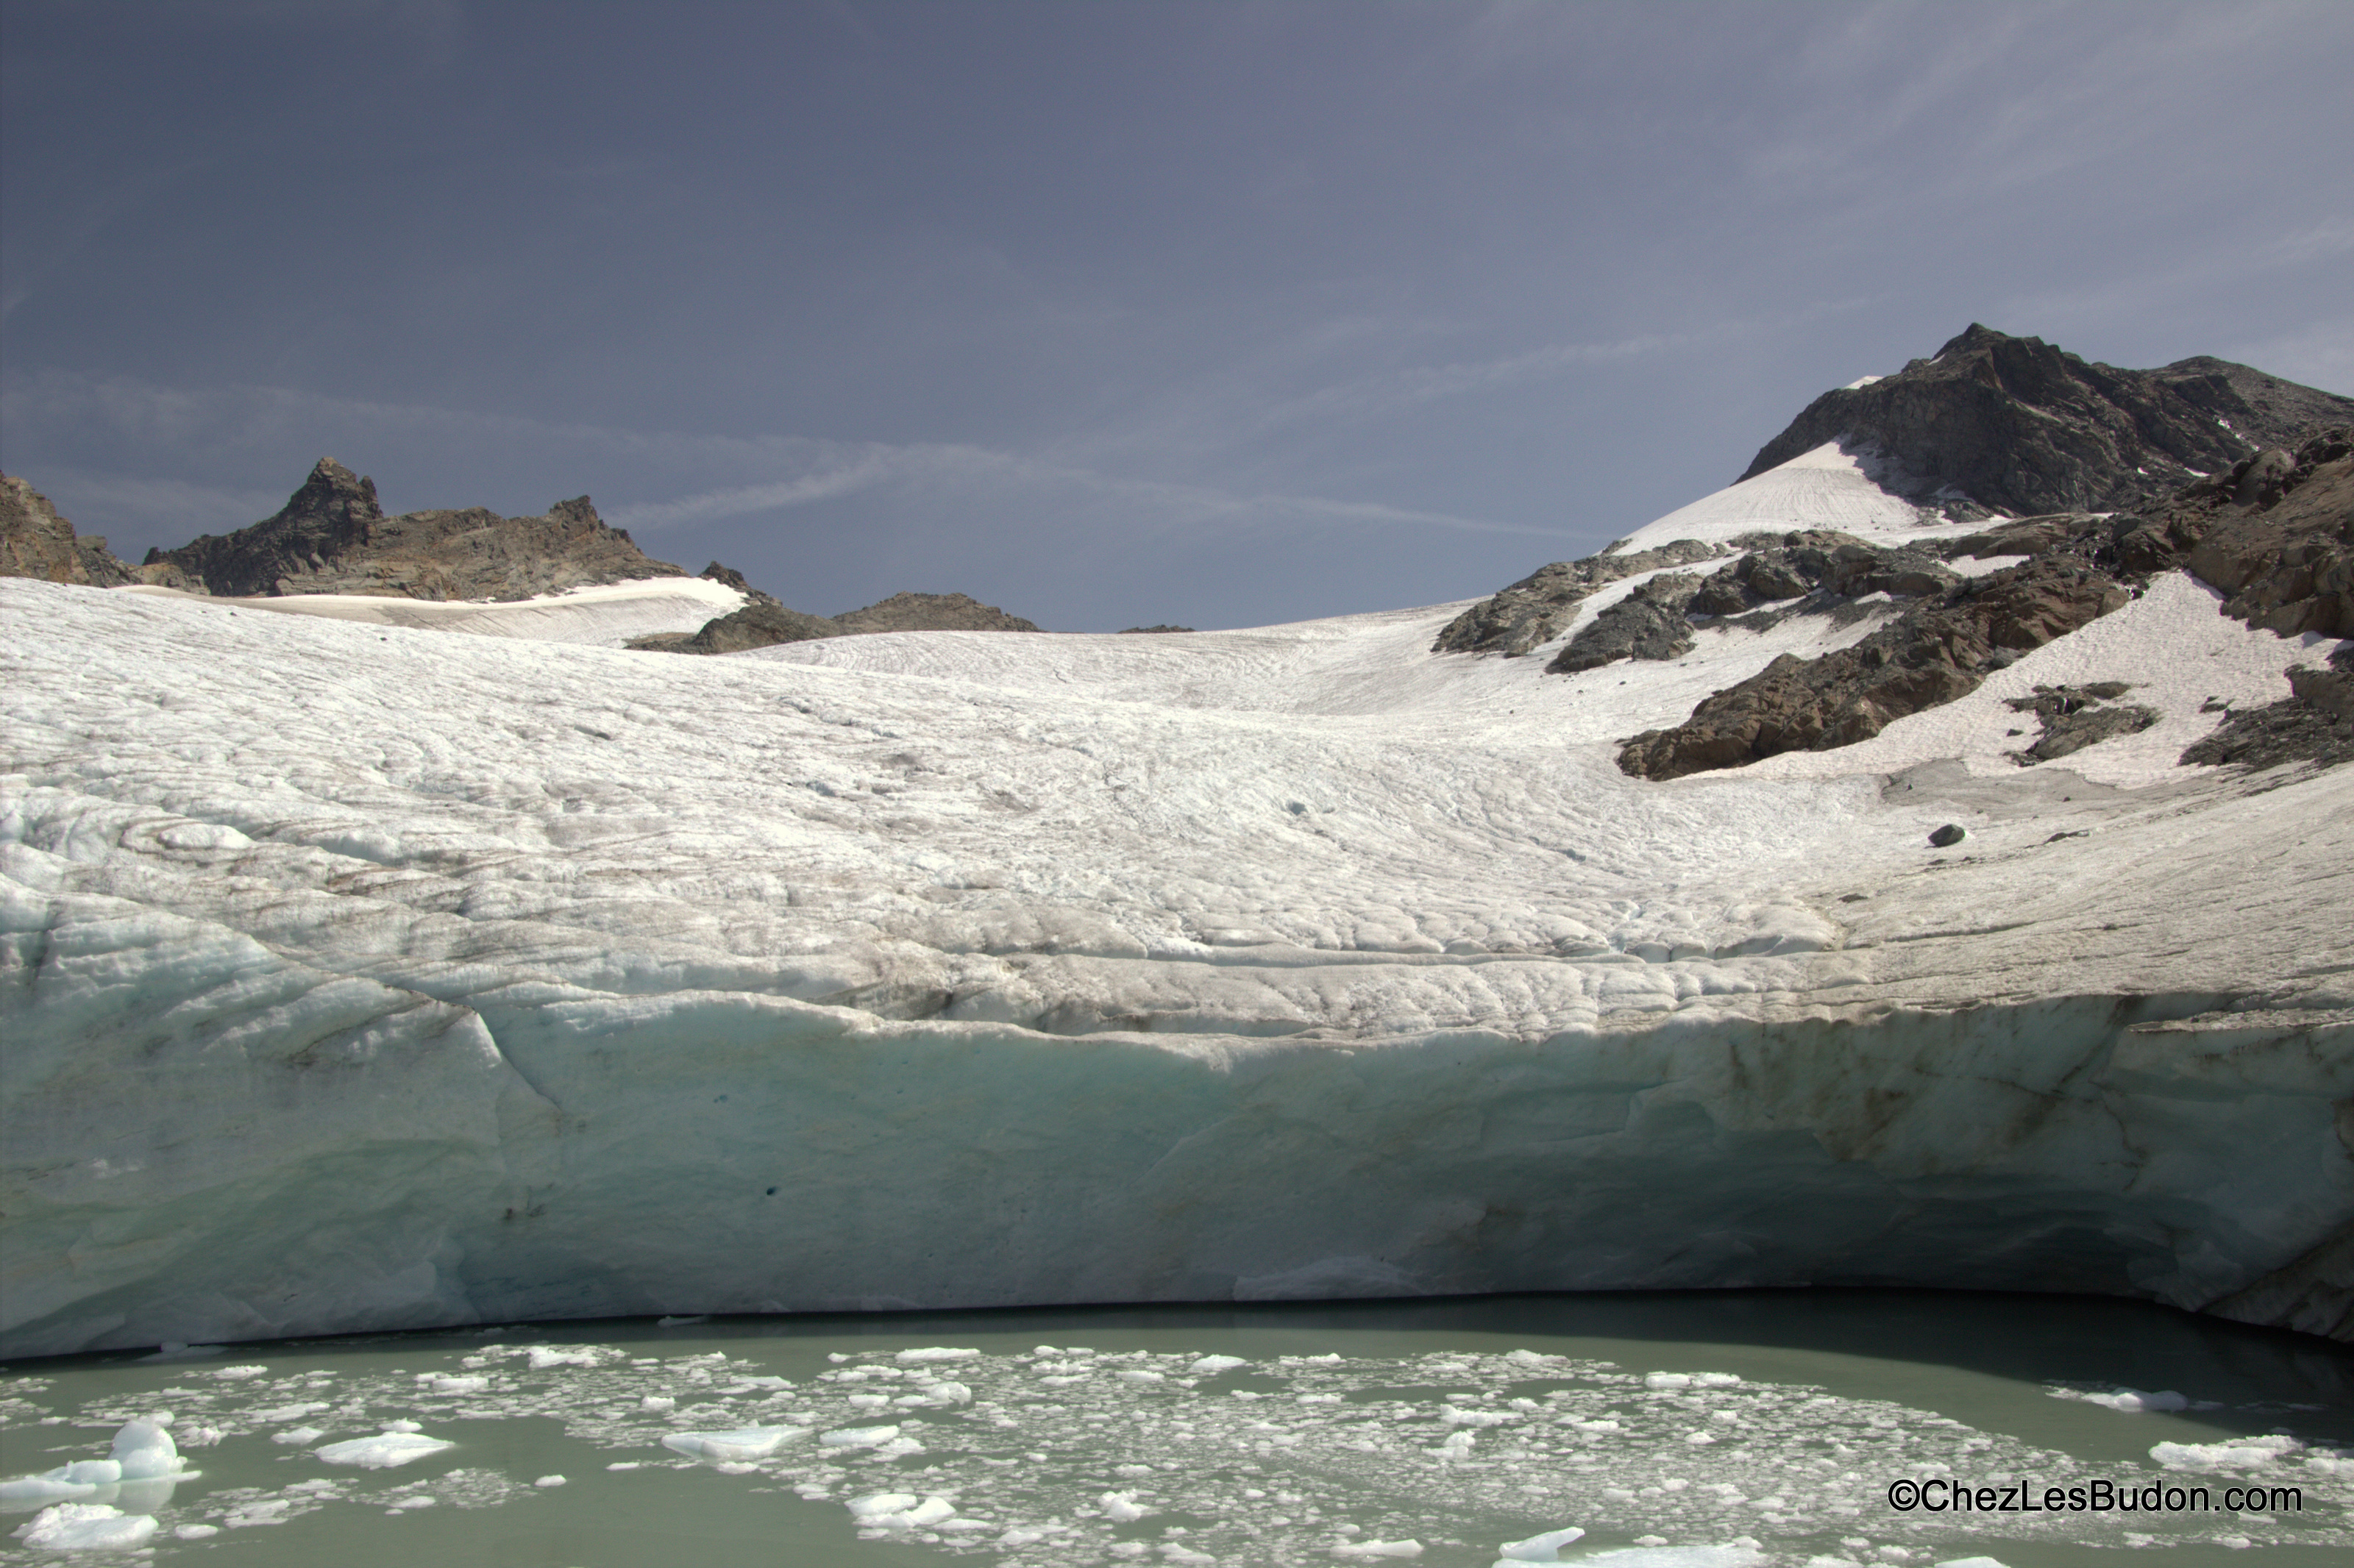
<box><xmin>4</xmin><ymin>577</ymin><xmax>2352</xmax><ymax>1356</ymax></box>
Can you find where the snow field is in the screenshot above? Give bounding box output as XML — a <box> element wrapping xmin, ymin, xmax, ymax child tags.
<box><xmin>8</xmin><ymin>1340</ymin><xmax>2342</xmax><ymax>1563</ymax></box>
<box><xmin>115</xmin><ymin>573</ymin><xmax>744</xmax><ymax>646</ymax></box>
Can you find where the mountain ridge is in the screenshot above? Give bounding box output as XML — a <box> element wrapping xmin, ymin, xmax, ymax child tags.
<box><xmin>1739</xmin><ymin>323</ymin><xmax>2354</xmax><ymax>516</ymax></box>
<box><xmin>139</xmin><ymin>457</ymin><xmax>686</xmax><ymax>602</ymax></box>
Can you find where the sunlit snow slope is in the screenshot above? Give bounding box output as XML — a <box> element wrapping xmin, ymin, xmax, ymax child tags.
<box><xmin>4</xmin><ymin>453</ymin><xmax>2351</xmax><ymax>1356</ymax></box>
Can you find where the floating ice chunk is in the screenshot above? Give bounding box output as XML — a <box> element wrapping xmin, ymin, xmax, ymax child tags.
<box><xmin>1162</xmin><ymin>1547</ymin><xmax>1216</xmax><ymax>1564</ymax></box>
<box><xmin>661</xmin><ymin>1426</ymin><xmax>811</xmax><ymax>1462</ymax></box>
<box><xmin>1573</xmin><ymin>1549</ymin><xmax>1764</xmax><ymax>1568</ymax></box>
<box><xmin>420</xmin><ymin>1374</ymin><xmax>490</xmax><ymax>1394</ymax></box>
<box><xmin>271</xmin><ymin>1427</ymin><xmax>325</xmax><ymax>1445</ymax></box>
<box><xmin>382</xmin><ymin>1420</ymin><xmax>422</xmax><ymax>1433</ymax></box>
<box><xmin>1440</xmin><ymin>1408</ymin><xmax>1512</xmax><ymax>1428</ymax></box>
<box><xmin>819</xmin><ymin>1425</ymin><xmax>901</xmax><ymax>1448</ymax></box>
<box><xmin>640</xmin><ymin>1395</ymin><xmax>676</xmax><ymax>1412</ymax></box>
<box><xmin>1117</xmin><ymin>1369</ymin><xmax>1168</xmax><ymax>1383</ymax></box>
<box><xmin>0</xmin><ymin>1465</ymin><xmax>110</xmax><ymax>1505</ymax></box>
<box><xmin>252</xmin><ymin>1402</ymin><xmax>330</xmax><ymax>1422</ymax></box>
<box><xmin>1644</xmin><ymin>1373</ymin><xmax>1693</xmax><ymax>1389</ymax></box>
<box><xmin>1335</xmin><ymin>1542</ymin><xmax>1423</xmax><ymax>1558</ymax></box>
<box><xmin>525</xmin><ymin>1346</ymin><xmax>602</xmax><ymax>1370</ymax></box>
<box><xmin>12</xmin><ymin>1503</ymin><xmax>158</xmax><ymax>1552</ymax></box>
<box><xmin>2049</xmin><ymin>1386</ymin><xmax>2188</xmax><ymax>1414</ymax></box>
<box><xmin>388</xmin><ymin>1495</ymin><xmax>436</xmax><ymax>1511</ymax></box>
<box><xmin>1932</xmin><ymin>1558</ymin><xmax>2012</xmax><ymax>1568</ymax></box>
<box><xmin>847</xmin><ymin>1492</ymin><xmax>955</xmax><ymax>1530</ymax></box>
<box><xmin>534</xmin><ymin>1475</ymin><xmax>566</xmax><ymax>1488</ymax></box>
<box><xmin>211</xmin><ymin>1365</ymin><xmax>268</xmax><ymax>1380</ymax></box>
<box><xmin>1189</xmin><ymin>1355</ymin><xmax>1248</xmax><ymax>1374</ymax></box>
<box><xmin>1432</xmin><ymin>1430</ymin><xmax>1476</xmax><ymax>1458</ymax></box>
<box><xmin>174</xmin><ymin>1523</ymin><xmax>221</xmax><ymax>1539</ymax></box>
<box><xmin>917</xmin><ymin>1380</ymin><xmax>974</xmax><ymax>1405</ymax></box>
<box><xmin>2151</xmin><ymin>1433</ymin><xmax>2299</xmax><ymax>1470</ymax></box>
<box><xmin>1100</xmin><ymin>1490</ymin><xmax>1151</xmax><ymax>1522</ymax></box>
<box><xmin>1496</xmin><ymin>1526</ymin><xmax>1586</xmax><ymax>1561</ymax></box>
<box><xmin>315</xmin><ymin>1432</ymin><xmax>456</xmax><ymax>1468</ymax></box>
<box><xmin>896</xmin><ymin>1347</ymin><xmax>981</xmax><ymax>1364</ymax></box>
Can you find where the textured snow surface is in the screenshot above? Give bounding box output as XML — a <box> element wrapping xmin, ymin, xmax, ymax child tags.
<box><xmin>2</xmin><ymin>561</ymin><xmax>2352</xmax><ymax>1355</ymax></box>
<box><xmin>115</xmin><ymin>574</ymin><xmax>743</xmax><ymax>646</ymax></box>
<box><xmin>1607</xmin><ymin>443</ymin><xmax>1972</xmax><ymax>556</ymax></box>
<box><xmin>5</xmin><ymin>1345</ymin><xmax>2345</xmax><ymax>1563</ymax></box>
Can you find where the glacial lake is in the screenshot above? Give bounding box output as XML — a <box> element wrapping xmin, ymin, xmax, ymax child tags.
<box><xmin>4</xmin><ymin>1291</ymin><xmax>2349</xmax><ymax>1568</ymax></box>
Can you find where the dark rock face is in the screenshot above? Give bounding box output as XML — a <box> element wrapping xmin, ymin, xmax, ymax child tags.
<box><xmin>1120</xmin><ymin>624</ymin><xmax>1196</xmax><ymax>634</ymax></box>
<box><xmin>1927</xmin><ymin>824</ymin><xmax>1966</xmax><ymax>848</ymax></box>
<box><xmin>643</xmin><ymin>588</ymin><xmax>1047</xmax><ymax>656</ymax></box>
<box><xmin>1740</xmin><ymin>325</ymin><xmax>2354</xmax><ymax>516</ymax></box>
<box><xmin>1432</xmin><ymin>539</ymin><xmax>1721</xmax><ymax>658</ymax></box>
<box><xmin>2177</xmin><ymin>430</ymin><xmax>2354</xmax><ymax>639</ymax></box>
<box><xmin>1</xmin><ymin>474</ymin><xmax>137</xmax><ymax>587</ymax></box>
<box><xmin>1616</xmin><ymin>424</ymin><xmax>2353</xmax><ymax>781</ymax></box>
<box><xmin>698</xmin><ymin>561</ymin><xmax>767</xmax><ymax>598</ymax></box>
<box><xmin>658</xmin><ymin>599</ymin><xmax>842</xmax><ymax>655</ymax></box>
<box><xmin>2179</xmin><ymin>647</ymin><xmax>2354</xmax><ymax>772</ymax></box>
<box><xmin>831</xmin><ymin>591</ymin><xmax>1042</xmax><ymax>635</ymax></box>
<box><xmin>1617</xmin><ymin>557</ymin><xmax>2131</xmax><ymax>780</ymax></box>
<box><xmin>1543</xmin><ymin>532</ymin><xmax>1964</xmax><ymax>678</ymax></box>
<box><xmin>142</xmin><ymin>459</ymin><xmax>686</xmax><ymax>602</ymax></box>
<box><xmin>2003</xmin><ymin>684</ymin><xmax>2159</xmax><ymax>764</ymax></box>
<box><xmin>1547</xmin><ymin>573</ymin><xmax>1703</xmax><ymax>672</ymax></box>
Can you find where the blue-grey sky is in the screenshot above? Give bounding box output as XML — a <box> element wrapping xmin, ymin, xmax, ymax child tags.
<box><xmin>5</xmin><ymin>1</ymin><xmax>2350</xmax><ymax>630</ymax></box>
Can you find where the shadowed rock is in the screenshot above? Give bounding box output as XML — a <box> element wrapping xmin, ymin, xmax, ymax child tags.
<box><xmin>1546</xmin><ymin>572</ymin><xmax>1704</xmax><ymax>672</ymax></box>
<box><xmin>831</xmin><ymin>591</ymin><xmax>1041</xmax><ymax>634</ymax></box>
<box><xmin>141</xmin><ymin>459</ymin><xmax>686</xmax><ymax>602</ymax></box>
<box><xmin>1617</xmin><ymin>557</ymin><xmax>2131</xmax><ymax>780</ymax></box>
<box><xmin>640</xmin><ymin>588</ymin><xmax>1046</xmax><ymax>655</ymax></box>
<box><xmin>2004</xmin><ymin>684</ymin><xmax>2159</xmax><ymax>764</ymax></box>
<box><xmin>2182</xmin><ymin>644</ymin><xmax>2354</xmax><ymax>773</ymax></box>
<box><xmin>1740</xmin><ymin>324</ymin><xmax>2354</xmax><ymax>516</ymax></box>
<box><xmin>1</xmin><ymin>474</ymin><xmax>136</xmax><ymax>588</ymax></box>
<box><xmin>1432</xmin><ymin>539</ymin><xmax>1721</xmax><ymax>658</ymax></box>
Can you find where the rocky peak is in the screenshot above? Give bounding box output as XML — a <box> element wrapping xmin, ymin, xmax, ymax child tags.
<box><xmin>1740</xmin><ymin>325</ymin><xmax>2354</xmax><ymax>517</ymax></box>
<box><xmin>1</xmin><ymin>473</ymin><xmax>138</xmax><ymax>588</ymax></box>
<box><xmin>141</xmin><ymin>460</ymin><xmax>684</xmax><ymax>602</ymax></box>
<box><xmin>285</xmin><ymin>457</ymin><xmax>385</xmax><ymax>532</ymax></box>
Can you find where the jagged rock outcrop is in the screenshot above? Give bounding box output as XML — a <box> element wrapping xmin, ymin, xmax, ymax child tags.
<box><xmin>2180</xmin><ymin>646</ymin><xmax>2354</xmax><ymax>771</ymax></box>
<box><xmin>1617</xmin><ymin>425</ymin><xmax>2353</xmax><ymax>781</ymax></box>
<box><xmin>831</xmin><ymin>591</ymin><xmax>1041</xmax><ymax>635</ymax></box>
<box><xmin>1740</xmin><ymin>325</ymin><xmax>2354</xmax><ymax>516</ymax></box>
<box><xmin>1618</xmin><ymin>557</ymin><xmax>2132</xmax><ymax>780</ymax></box>
<box><xmin>0</xmin><ymin>474</ymin><xmax>136</xmax><ymax>588</ymax></box>
<box><xmin>647</xmin><ymin>598</ymin><xmax>844</xmax><ymax>655</ymax></box>
<box><xmin>1546</xmin><ymin>572</ymin><xmax>1704</xmax><ymax>672</ymax></box>
<box><xmin>639</xmin><ymin>588</ymin><xmax>1047</xmax><ymax>656</ymax></box>
<box><xmin>1432</xmin><ymin>539</ymin><xmax>1721</xmax><ymax>657</ymax></box>
<box><xmin>2002</xmin><ymin>683</ymin><xmax>2159</xmax><ymax>764</ymax></box>
<box><xmin>697</xmin><ymin>561</ymin><xmax>767</xmax><ymax>599</ymax></box>
<box><xmin>1544</xmin><ymin>532</ymin><xmax>1964</xmax><ymax>678</ymax></box>
<box><xmin>1120</xmin><ymin>624</ymin><xmax>1196</xmax><ymax>635</ymax></box>
<box><xmin>141</xmin><ymin>459</ymin><xmax>686</xmax><ymax>602</ymax></box>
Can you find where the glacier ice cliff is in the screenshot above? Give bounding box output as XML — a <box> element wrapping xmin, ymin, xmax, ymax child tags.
<box><xmin>4</xmin><ymin>513</ymin><xmax>2351</xmax><ymax>1355</ymax></box>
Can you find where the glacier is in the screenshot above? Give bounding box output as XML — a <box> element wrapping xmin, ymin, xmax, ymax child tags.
<box><xmin>4</xmin><ymin>452</ymin><xmax>2351</xmax><ymax>1359</ymax></box>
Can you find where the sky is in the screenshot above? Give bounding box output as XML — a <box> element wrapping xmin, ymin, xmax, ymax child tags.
<box><xmin>4</xmin><ymin>1</ymin><xmax>2351</xmax><ymax>632</ymax></box>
